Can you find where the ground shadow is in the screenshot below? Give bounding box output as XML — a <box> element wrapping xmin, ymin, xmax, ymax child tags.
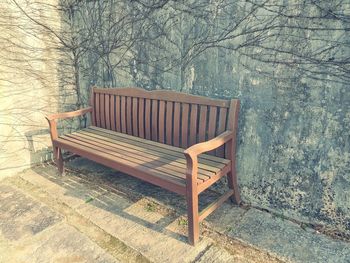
<box><xmin>28</xmin><ymin>155</ymin><xmax>225</xmax><ymax>244</ymax></box>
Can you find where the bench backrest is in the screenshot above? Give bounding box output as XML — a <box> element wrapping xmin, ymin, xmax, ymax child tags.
<box><xmin>90</xmin><ymin>87</ymin><xmax>239</xmax><ymax>157</ymax></box>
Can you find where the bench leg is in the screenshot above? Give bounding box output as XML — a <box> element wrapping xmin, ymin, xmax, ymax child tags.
<box><xmin>187</xmin><ymin>192</ymin><xmax>199</xmax><ymax>245</ymax></box>
<box><xmin>227</xmin><ymin>171</ymin><xmax>241</xmax><ymax>205</ymax></box>
<box><xmin>54</xmin><ymin>147</ymin><xmax>64</xmax><ymax>176</ymax></box>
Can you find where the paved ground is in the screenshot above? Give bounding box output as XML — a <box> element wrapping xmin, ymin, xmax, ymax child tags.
<box><xmin>1</xmin><ymin>158</ymin><xmax>349</xmax><ymax>263</ymax></box>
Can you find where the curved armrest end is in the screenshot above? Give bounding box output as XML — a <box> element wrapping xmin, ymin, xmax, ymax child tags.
<box><xmin>45</xmin><ymin>107</ymin><xmax>93</xmax><ymax>121</ymax></box>
<box><xmin>184</xmin><ymin>131</ymin><xmax>233</xmax><ymax>157</ymax></box>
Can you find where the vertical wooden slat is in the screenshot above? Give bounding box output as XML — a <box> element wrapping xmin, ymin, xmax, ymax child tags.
<box><xmin>189</xmin><ymin>104</ymin><xmax>198</xmax><ymax>146</ymax></box>
<box><xmin>198</xmin><ymin>105</ymin><xmax>207</xmax><ymax>142</ymax></box>
<box><xmin>100</xmin><ymin>93</ymin><xmax>106</xmax><ymax>128</ymax></box>
<box><xmin>95</xmin><ymin>93</ymin><xmax>100</xmax><ymax>127</ymax></box>
<box><xmin>158</xmin><ymin>100</ymin><xmax>166</xmax><ymax>143</ymax></box>
<box><xmin>90</xmin><ymin>89</ymin><xmax>96</xmax><ymax>126</ymax></box>
<box><xmin>105</xmin><ymin>94</ymin><xmax>110</xmax><ymax>130</ymax></box>
<box><xmin>181</xmin><ymin>103</ymin><xmax>189</xmax><ymax>148</ymax></box>
<box><xmin>126</xmin><ymin>97</ymin><xmax>132</xmax><ymax>135</ymax></box>
<box><xmin>121</xmin><ymin>96</ymin><xmax>126</xmax><ymax>133</ymax></box>
<box><xmin>138</xmin><ymin>98</ymin><xmax>145</xmax><ymax>138</ymax></box>
<box><xmin>145</xmin><ymin>99</ymin><xmax>151</xmax><ymax>140</ymax></box>
<box><xmin>151</xmin><ymin>100</ymin><xmax>158</xmax><ymax>141</ymax></box>
<box><xmin>216</xmin><ymin>107</ymin><xmax>227</xmax><ymax>157</ymax></box>
<box><xmin>132</xmin><ymin>97</ymin><xmax>138</xmax><ymax>137</ymax></box>
<box><xmin>173</xmin><ymin>102</ymin><xmax>181</xmax><ymax>147</ymax></box>
<box><xmin>115</xmin><ymin>96</ymin><xmax>121</xmax><ymax>132</ymax></box>
<box><xmin>110</xmin><ymin>95</ymin><xmax>115</xmax><ymax>131</ymax></box>
<box><xmin>207</xmin><ymin>106</ymin><xmax>218</xmax><ymax>155</ymax></box>
<box><xmin>166</xmin><ymin>101</ymin><xmax>173</xmax><ymax>145</ymax></box>
<box><xmin>207</xmin><ymin>106</ymin><xmax>217</xmax><ymax>140</ymax></box>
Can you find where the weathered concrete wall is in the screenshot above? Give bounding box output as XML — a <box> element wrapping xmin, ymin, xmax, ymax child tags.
<box><xmin>0</xmin><ymin>0</ymin><xmax>76</xmax><ymax>177</ymax></box>
<box><xmin>74</xmin><ymin>1</ymin><xmax>350</xmax><ymax>234</ymax></box>
<box><xmin>1</xmin><ymin>0</ymin><xmax>349</xmax><ymax>237</ymax></box>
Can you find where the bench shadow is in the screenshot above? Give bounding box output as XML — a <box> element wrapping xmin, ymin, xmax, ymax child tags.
<box><xmin>25</xmin><ymin>128</ymin><xmax>54</xmax><ymax>166</ymax></box>
<box><xmin>28</xmin><ymin>157</ymin><xmax>222</xmax><ymax>245</ymax></box>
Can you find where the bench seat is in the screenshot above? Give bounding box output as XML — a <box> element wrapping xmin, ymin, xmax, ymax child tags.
<box><xmin>54</xmin><ymin>126</ymin><xmax>231</xmax><ymax>195</ymax></box>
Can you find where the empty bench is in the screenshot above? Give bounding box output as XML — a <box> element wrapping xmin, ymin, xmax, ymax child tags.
<box><xmin>46</xmin><ymin>87</ymin><xmax>241</xmax><ymax>245</ymax></box>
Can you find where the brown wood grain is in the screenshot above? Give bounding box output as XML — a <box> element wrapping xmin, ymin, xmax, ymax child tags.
<box><xmin>95</xmin><ymin>93</ymin><xmax>100</xmax><ymax>127</ymax></box>
<box><xmin>100</xmin><ymin>94</ymin><xmax>106</xmax><ymax>128</ymax></box>
<box><xmin>226</xmin><ymin>99</ymin><xmax>241</xmax><ymax>204</ymax></box>
<box><xmin>198</xmin><ymin>105</ymin><xmax>207</xmax><ymax>143</ymax></box>
<box><xmin>152</xmin><ymin>100</ymin><xmax>158</xmax><ymax>141</ymax></box>
<box><xmin>90</xmin><ymin>88</ymin><xmax>96</xmax><ymax>126</ymax></box>
<box><xmin>132</xmin><ymin>97</ymin><xmax>138</xmax><ymax>137</ymax></box>
<box><xmin>94</xmin><ymin>87</ymin><xmax>230</xmax><ymax>107</ymax></box>
<box><xmin>207</xmin><ymin>106</ymin><xmax>217</xmax><ymax>155</ymax></box>
<box><xmin>173</xmin><ymin>102</ymin><xmax>181</xmax><ymax>147</ymax></box>
<box><xmin>70</xmin><ymin>130</ymin><xmax>218</xmax><ymax>177</ymax></box>
<box><xmin>126</xmin><ymin>96</ymin><xmax>132</xmax><ymax>135</ymax></box>
<box><xmin>189</xmin><ymin>104</ymin><xmax>198</xmax><ymax>146</ymax></box>
<box><xmin>110</xmin><ymin>95</ymin><xmax>115</xmax><ymax>131</ymax></box>
<box><xmin>54</xmin><ymin>137</ymin><xmax>186</xmax><ymax>195</ymax></box>
<box><xmin>83</xmin><ymin>128</ymin><xmax>227</xmax><ymax>171</ymax></box>
<box><xmin>121</xmin><ymin>96</ymin><xmax>126</xmax><ymax>133</ymax></box>
<box><xmin>158</xmin><ymin>100</ymin><xmax>166</xmax><ymax>143</ymax></box>
<box><xmin>105</xmin><ymin>94</ymin><xmax>110</xmax><ymax>130</ymax></box>
<box><xmin>115</xmin><ymin>96</ymin><xmax>121</xmax><ymax>132</ymax></box>
<box><xmin>145</xmin><ymin>99</ymin><xmax>151</xmax><ymax>140</ymax></box>
<box><xmin>46</xmin><ymin>107</ymin><xmax>92</xmax><ymax>121</ymax></box>
<box><xmin>216</xmin><ymin>107</ymin><xmax>227</xmax><ymax>157</ymax></box>
<box><xmin>208</xmin><ymin>106</ymin><xmax>217</xmax><ymax>140</ymax></box>
<box><xmin>181</xmin><ymin>103</ymin><xmax>189</xmax><ymax>148</ymax></box>
<box><xmin>138</xmin><ymin>98</ymin><xmax>145</xmax><ymax>138</ymax></box>
<box><xmin>166</xmin><ymin>101</ymin><xmax>173</xmax><ymax>145</ymax></box>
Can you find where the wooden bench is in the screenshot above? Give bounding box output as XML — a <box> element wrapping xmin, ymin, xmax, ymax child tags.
<box><xmin>46</xmin><ymin>87</ymin><xmax>241</xmax><ymax>245</ymax></box>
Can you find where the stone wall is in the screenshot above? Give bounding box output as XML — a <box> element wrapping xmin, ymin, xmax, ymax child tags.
<box><xmin>1</xmin><ymin>0</ymin><xmax>349</xmax><ymax>235</ymax></box>
<box><xmin>74</xmin><ymin>1</ymin><xmax>350</xmax><ymax>233</ymax></box>
<box><xmin>0</xmin><ymin>0</ymin><xmax>76</xmax><ymax>177</ymax></box>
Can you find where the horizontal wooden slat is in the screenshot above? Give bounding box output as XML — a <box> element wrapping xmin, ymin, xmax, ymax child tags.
<box><xmin>88</xmin><ymin>126</ymin><xmax>229</xmax><ymax>166</ymax></box>
<box><xmin>61</xmin><ymin>134</ymin><xmax>205</xmax><ymax>182</ymax></box>
<box><xmin>197</xmin><ymin>164</ymin><xmax>231</xmax><ymax>194</ymax></box>
<box><xmin>68</xmin><ymin>131</ymin><xmax>216</xmax><ymax>178</ymax></box>
<box><xmin>93</xmin><ymin>87</ymin><xmax>230</xmax><ymax>108</ymax></box>
<box><xmin>78</xmin><ymin>130</ymin><xmax>222</xmax><ymax>173</ymax></box>
<box><xmin>53</xmin><ymin>138</ymin><xmax>186</xmax><ymax>195</ymax></box>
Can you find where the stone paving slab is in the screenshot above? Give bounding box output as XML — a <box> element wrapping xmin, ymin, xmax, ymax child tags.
<box><xmin>226</xmin><ymin>208</ymin><xmax>350</xmax><ymax>263</ymax></box>
<box><xmin>0</xmin><ymin>223</ymin><xmax>118</xmax><ymax>263</ymax></box>
<box><xmin>11</xmin><ymin>162</ymin><xmax>284</xmax><ymax>263</ymax></box>
<box><xmin>205</xmin><ymin>202</ymin><xmax>248</xmax><ymax>233</ymax></box>
<box><xmin>19</xmin><ymin>167</ymin><xmax>109</xmax><ymax>209</ymax></box>
<box><xmin>196</xmin><ymin>244</ymin><xmax>254</xmax><ymax>263</ymax></box>
<box><xmin>65</xmin><ymin>158</ymin><xmax>350</xmax><ymax>263</ymax></box>
<box><xmin>11</xmin><ymin>159</ymin><xmax>350</xmax><ymax>263</ymax></box>
<box><xmin>77</xmin><ymin>192</ymin><xmax>212</xmax><ymax>263</ymax></box>
<box><xmin>0</xmin><ymin>184</ymin><xmax>62</xmax><ymax>241</ymax></box>
<box><xmin>0</xmin><ymin>184</ymin><xmax>117</xmax><ymax>263</ymax></box>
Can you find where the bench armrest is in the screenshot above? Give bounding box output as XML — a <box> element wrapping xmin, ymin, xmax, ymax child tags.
<box><xmin>45</xmin><ymin>107</ymin><xmax>93</xmax><ymax>141</ymax></box>
<box><xmin>184</xmin><ymin>131</ymin><xmax>233</xmax><ymax>158</ymax></box>
<box><xmin>45</xmin><ymin>107</ymin><xmax>93</xmax><ymax>121</ymax></box>
<box><xmin>183</xmin><ymin>131</ymin><xmax>233</xmax><ymax>183</ymax></box>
